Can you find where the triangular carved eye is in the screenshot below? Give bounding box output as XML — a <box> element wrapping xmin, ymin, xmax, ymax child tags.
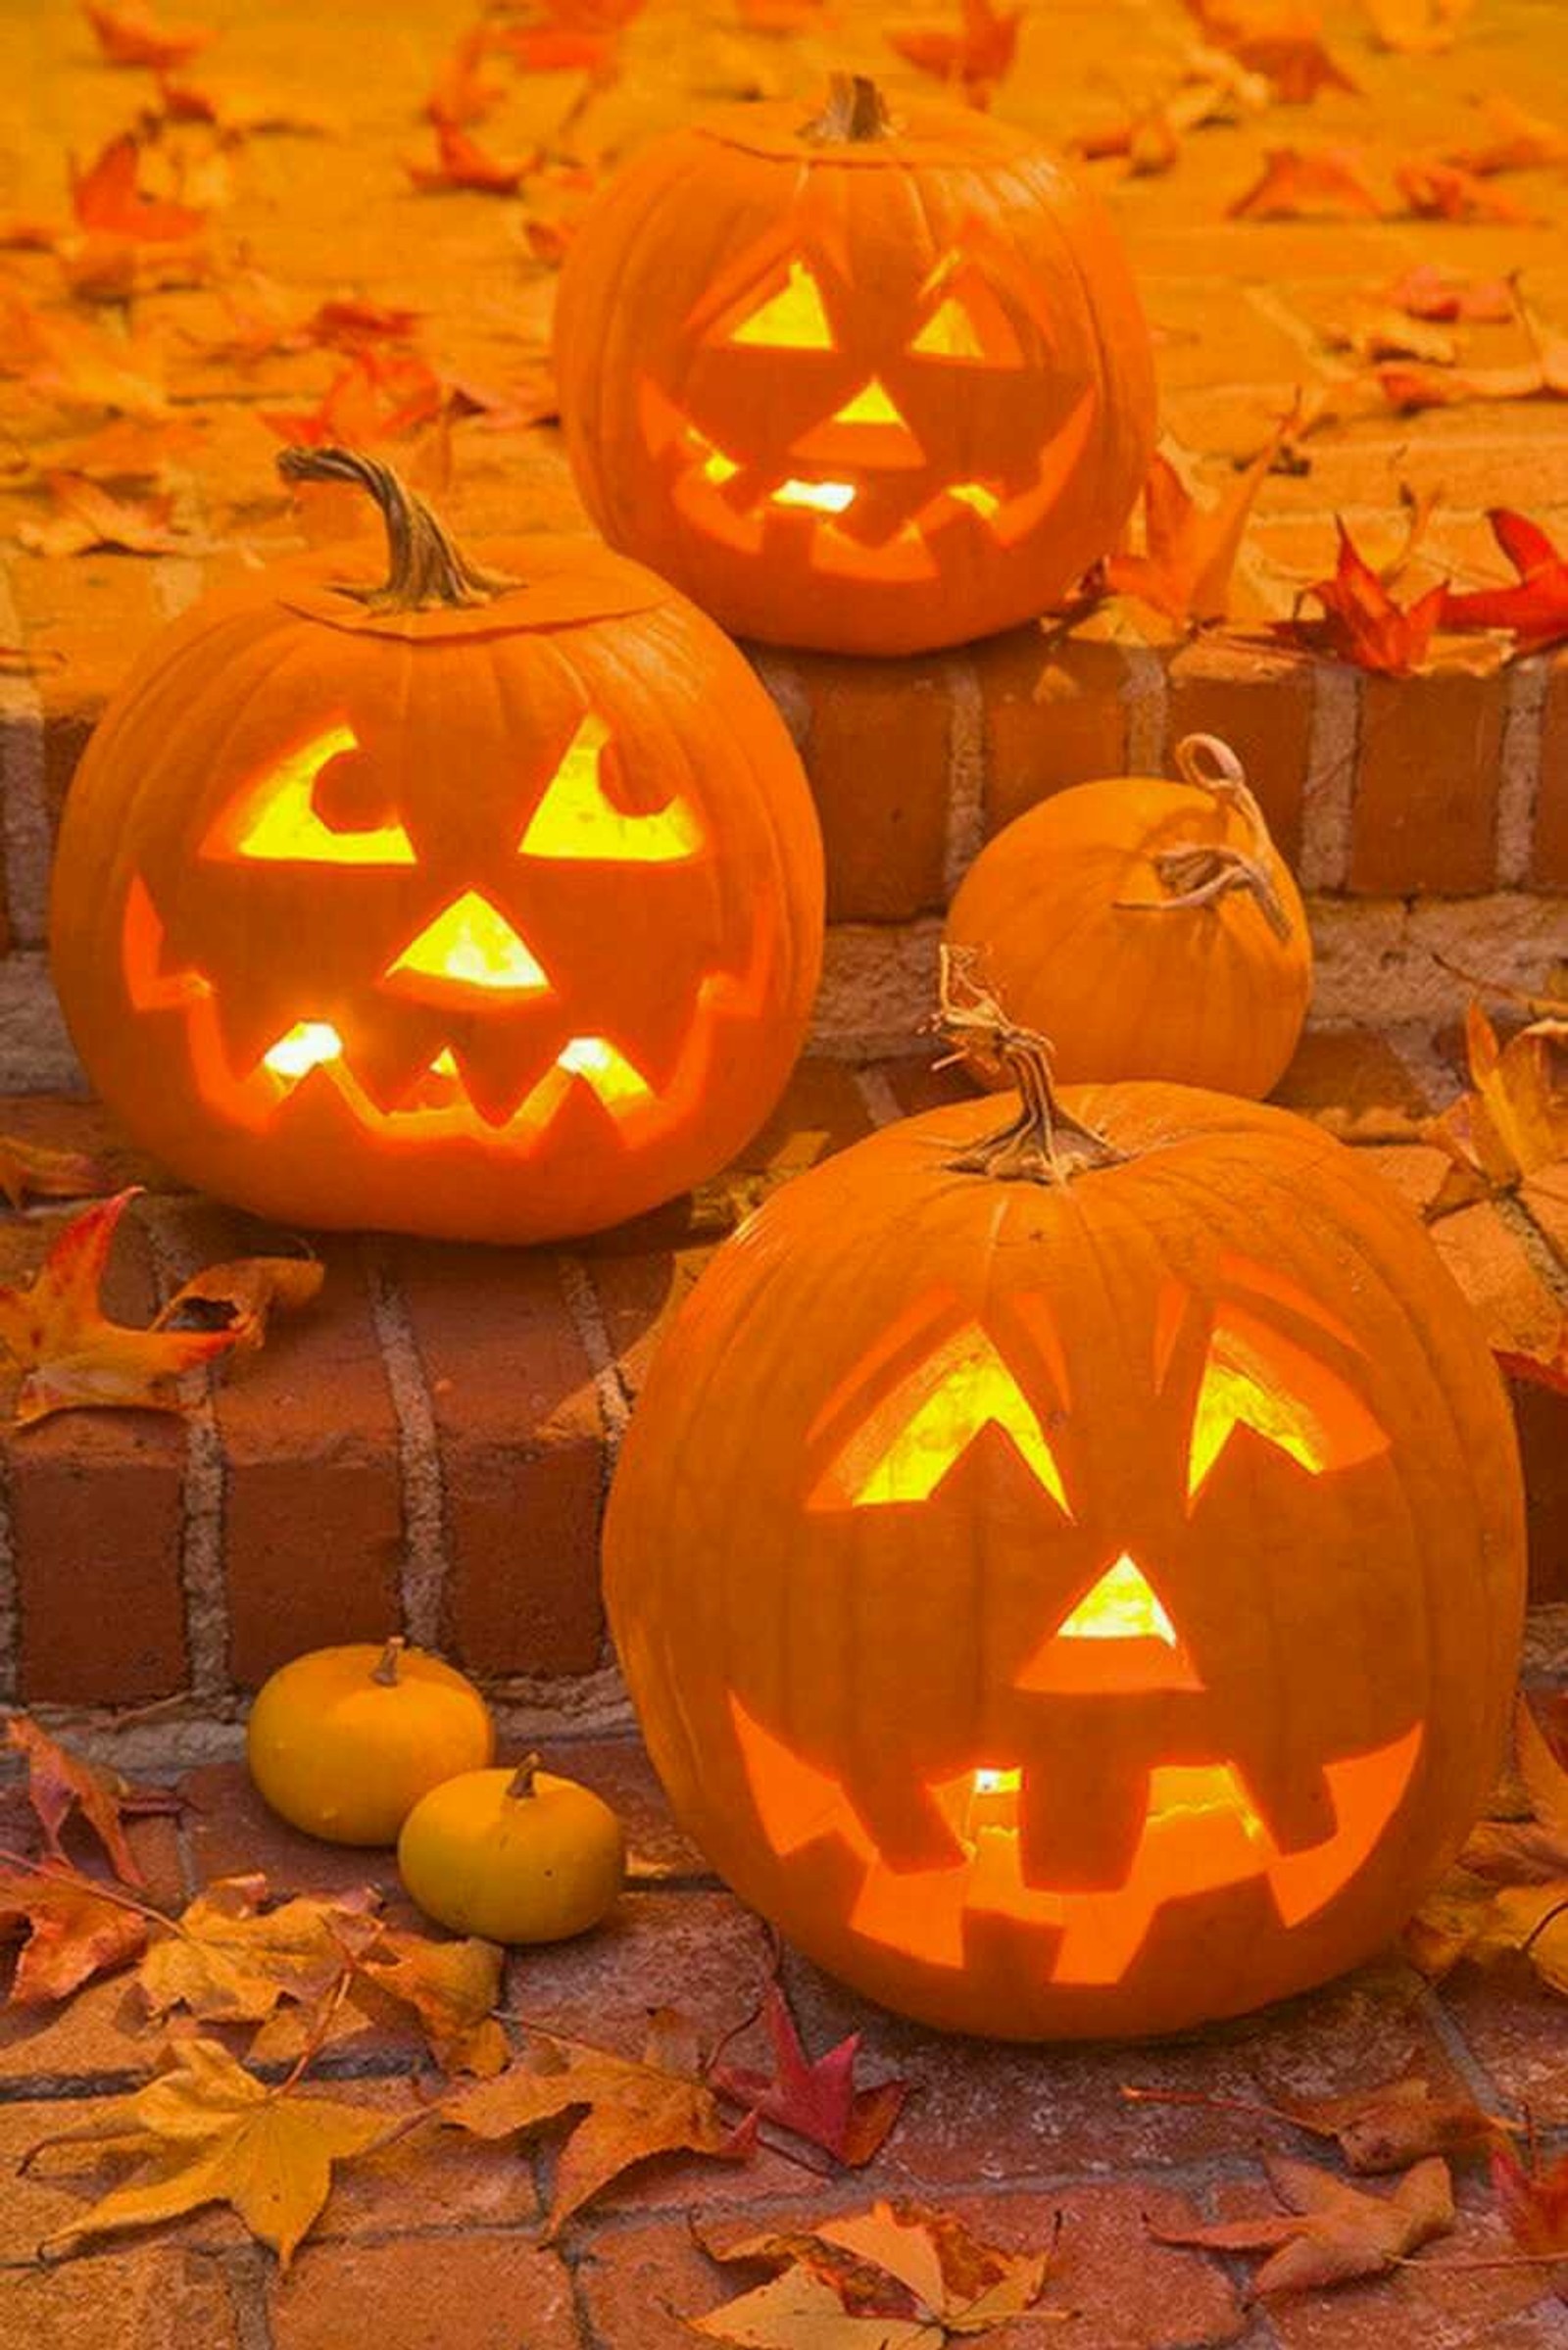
<box><xmin>202</xmin><ymin>724</ymin><xmax>416</xmax><ymax>866</ymax></box>
<box><xmin>518</xmin><ymin>714</ymin><xmax>703</xmax><ymax>864</ymax></box>
<box><xmin>808</xmin><ymin>1321</ymin><xmax>1070</xmax><ymax>1514</ymax></box>
<box><xmin>908</xmin><ymin>269</ymin><xmax>1024</xmax><ymax>367</ymax></box>
<box><xmin>724</xmin><ymin>259</ymin><xmax>837</xmax><ymax>351</ymax></box>
<box><xmin>1187</xmin><ymin>1304</ymin><xmax>1390</xmax><ymax>1503</ymax></box>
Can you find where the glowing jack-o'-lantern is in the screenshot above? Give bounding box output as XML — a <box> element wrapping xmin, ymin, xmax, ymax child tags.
<box><xmin>49</xmin><ymin>449</ymin><xmax>824</xmax><ymax>1245</ymax></box>
<box><xmin>947</xmin><ymin>734</ymin><xmax>1312</xmax><ymax>1099</ymax></box>
<box><xmin>556</xmin><ymin>75</ymin><xmax>1156</xmax><ymax>657</ymax></box>
<box><xmin>604</xmin><ymin>971</ymin><xmax>1525</xmax><ymax>2039</ymax></box>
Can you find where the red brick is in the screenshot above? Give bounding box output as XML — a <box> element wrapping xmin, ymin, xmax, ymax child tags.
<box><xmin>182</xmin><ymin>1758</ymin><xmax>409</xmax><ymax>1900</ymax></box>
<box><xmin>1273</xmin><ymin>1029</ymin><xmax>1435</xmax><ymax>1138</ymax></box>
<box><xmin>192</xmin><ymin>1218</ymin><xmax>402</xmax><ymax>1689</ymax></box>
<box><xmin>302</xmin><ymin>2081</ymin><xmax>540</xmax><ymax>2242</ymax></box>
<box><xmin>0</xmin><ymin>1094</ymin><xmax>178</xmax><ymax>1195</ymax></box>
<box><xmin>504</xmin><ymin>1890</ymin><xmax>769</xmax><ymax>2060</ymax></box>
<box><xmin>391</xmin><ymin>1243</ymin><xmax>603</xmax><ymax>1679</ymax></box>
<box><xmin>1427</xmin><ymin>1201</ymin><xmax>1563</xmax><ymax>1359</ymax></box>
<box><xmin>1165</xmin><ymin>635</ymin><xmax>1312</xmax><ymax>863</ymax></box>
<box><xmin>268</xmin><ymin>2235</ymin><xmax>579</xmax><ymax>2350</ymax></box>
<box><xmin>1514</xmin><ymin>1375</ymin><xmax>1568</xmax><ymax>1607</ymax></box>
<box><xmin>0</xmin><ymin>2248</ymin><xmax>240</xmax><ymax>2349</ymax></box>
<box><xmin>0</xmin><ymin>1973</ymin><xmax>160</xmax><ymax>2093</ymax></box>
<box><xmin>1350</xmin><ymin>671</ymin><xmax>1506</xmax><ymax>895</ymax></box>
<box><xmin>879</xmin><ymin>1050</ymin><xmax>977</xmax><ymax>1118</ymax></box>
<box><xmin>793</xmin><ymin>650</ymin><xmax>955</xmax><ymax>921</ymax></box>
<box><xmin>542</xmin><ymin>1737</ymin><xmax>711</xmax><ymax>1884</ymax></box>
<box><xmin>1537</xmin><ymin>652</ymin><xmax>1568</xmax><ymax>888</ymax></box>
<box><xmin>4</xmin><ymin>1211</ymin><xmax>188</xmax><ymax>1706</ymax></box>
<box><xmin>730</xmin><ymin>1057</ymin><xmax>876</xmax><ymax>1177</ymax></box>
<box><xmin>975</xmin><ymin>628</ymin><xmax>1129</xmax><ymax>836</ymax></box>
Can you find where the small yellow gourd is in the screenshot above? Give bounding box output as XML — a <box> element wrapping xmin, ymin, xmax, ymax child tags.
<box><xmin>246</xmin><ymin>1637</ymin><xmax>494</xmax><ymax>1846</ymax></box>
<box><xmin>398</xmin><ymin>1755</ymin><xmax>624</xmax><ymax>1943</ymax></box>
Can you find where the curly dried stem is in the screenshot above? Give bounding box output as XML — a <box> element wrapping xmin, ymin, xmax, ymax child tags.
<box><xmin>802</xmin><ymin>72</ymin><xmax>896</xmax><ymax>143</ymax></box>
<box><xmin>1116</xmin><ymin>732</ymin><xmax>1293</xmax><ymax>944</ymax></box>
<box><xmin>276</xmin><ymin>445</ymin><xmax>518</xmax><ymax>612</ymax></box>
<box><xmin>936</xmin><ymin>948</ymin><xmax>1124</xmax><ymax>1186</ymax></box>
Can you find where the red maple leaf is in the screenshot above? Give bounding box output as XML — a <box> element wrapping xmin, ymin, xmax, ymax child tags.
<box><xmin>1383</xmin><ymin>263</ymin><xmax>1514</xmax><ymax>323</ymax></box>
<box><xmin>886</xmin><ymin>0</ymin><xmax>1021</xmax><ymax>101</ymax></box>
<box><xmin>71</xmin><ymin>132</ymin><xmax>206</xmax><ymax>242</ymax></box>
<box><xmin>1441</xmin><ymin>510</ymin><xmax>1568</xmax><ymax>652</ymax></box>
<box><xmin>1493</xmin><ymin>2145</ymin><xmax>1568</xmax><ymax>2255</ymax></box>
<box><xmin>1229</xmin><ymin>146</ymin><xmax>1388</xmax><ymax>219</ymax></box>
<box><xmin>82</xmin><ymin>0</ymin><xmax>213</xmax><ymax>69</ymax></box>
<box><xmin>407</xmin><ymin>122</ymin><xmax>531</xmax><ymax>195</ymax></box>
<box><xmin>712</xmin><ymin>1978</ymin><xmax>907</xmax><ymax>2167</ymax></box>
<box><xmin>1284</xmin><ymin>514</ymin><xmax>1446</xmax><ymax>674</ymax></box>
<box><xmin>1396</xmin><ymin>154</ymin><xmax>1539</xmax><ymax>223</ymax></box>
<box><xmin>260</xmin><ymin>352</ymin><xmax>446</xmax><ymax>449</ymax></box>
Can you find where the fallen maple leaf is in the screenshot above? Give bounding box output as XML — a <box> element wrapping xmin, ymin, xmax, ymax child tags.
<box><xmin>6</xmin><ymin>1716</ymin><xmax>181</xmax><ymax>1886</ymax></box>
<box><xmin>712</xmin><ymin>1975</ymin><xmax>906</xmax><ymax>2166</ymax></box>
<box><xmin>0</xmin><ymin>1864</ymin><xmax>147</xmax><ymax>2004</ymax></box>
<box><xmin>1105</xmin><ymin>419</ymin><xmax>1286</xmax><ymax>627</ymax></box>
<box><xmin>1183</xmin><ymin>0</ymin><xmax>1355</xmax><ymax>99</ymax></box>
<box><xmin>261</xmin><ymin>351</ymin><xmax>446</xmax><ymax>448</ymax></box>
<box><xmin>426</xmin><ymin>25</ymin><xmax>504</xmax><ymax>125</ymax></box>
<box><xmin>886</xmin><ymin>0</ymin><xmax>1021</xmax><ymax>102</ymax></box>
<box><xmin>494</xmin><ymin>22</ymin><xmax>619</xmax><ymax>72</ymax></box>
<box><xmin>442</xmin><ymin>2010</ymin><xmax>753</xmax><ymax>2234</ymax></box>
<box><xmin>1446</xmin><ymin>93</ymin><xmax>1568</xmax><ymax>174</ymax></box>
<box><xmin>154</xmin><ymin>1254</ymin><xmax>324</xmax><ymax>1351</ymax></box>
<box><xmin>17</xmin><ymin>470</ymin><xmax>191</xmax><ymax>558</ymax></box>
<box><xmin>136</xmin><ymin>1872</ymin><xmax>381</xmax><ymax>2025</ymax></box>
<box><xmin>302</xmin><ymin>297</ymin><xmax>422</xmax><ymax>354</ymax></box>
<box><xmin>25</xmin><ymin>2036</ymin><xmax>393</xmax><ymax>2266</ymax></box>
<box><xmin>407</xmin><ymin>122</ymin><xmax>531</xmax><ymax>195</ymax></box>
<box><xmin>1423</xmin><ymin>1002</ymin><xmax>1568</xmax><ymax>1209</ymax></box>
<box><xmin>8</xmin><ymin>301</ymin><xmax>171</xmax><ymax>419</ymax></box>
<box><xmin>151</xmin><ymin>71</ymin><xmax>335</xmax><ymax>134</ymax></box>
<box><xmin>1384</xmin><ymin>263</ymin><xmax>1514</xmax><ymax>324</ymax></box>
<box><xmin>1122</xmin><ymin>2067</ymin><xmax>1508</xmax><ymax>2174</ymax></box>
<box><xmin>1377</xmin><ymin>290</ymin><xmax>1568</xmax><ymax>416</ymax></box>
<box><xmin>261</xmin><ymin>1928</ymin><xmax>509</xmax><ymax>2076</ymax></box>
<box><xmin>1493</xmin><ymin>2144</ymin><xmax>1568</xmax><ymax>2255</ymax></box>
<box><xmin>1284</xmin><ymin>514</ymin><xmax>1446</xmax><ymax>675</ymax></box>
<box><xmin>695</xmin><ymin>2200</ymin><xmax>1054</xmax><ymax>2344</ymax></box>
<box><xmin>1152</xmin><ymin>2153</ymin><xmax>1454</xmax><ymax>2297</ymax></box>
<box><xmin>1324</xmin><ymin>307</ymin><xmax>1457</xmax><ymax>365</ymax></box>
<box><xmin>1442</xmin><ymin>510</ymin><xmax>1568</xmax><ymax>653</ymax></box>
<box><xmin>83</xmin><ymin>0</ymin><xmax>214</xmax><ymax>69</ymax></box>
<box><xmin>1396</xmin><ymin>155</ymin><xmax>1538</xmax><ymax>225</ymax></box>
<box><xmin>0</xmin><ymin>1133</ymin><xmax>109</xmax><ymax>1209</ymax></box>
<box><xmin>1229</xmin><ymin>145</ymin><xmax>1388</xmax><ymax>220</ymax></box>
<box><xmin>1360</xmin><ymin>0</ymin><xmax>1473</xmax><ymax>50</ymax></box>
<box><xmin>0</xmin><ymin>1190</ymin><xmax>241</xmax><ymax>1426</ymax></box>
<box><xmin>71</xmin><ymin>132</ymin><xmax>207</xmax><ymax>242</ymax></box>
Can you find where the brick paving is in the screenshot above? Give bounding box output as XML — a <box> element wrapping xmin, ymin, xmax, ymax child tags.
<box><xmin>5</xmin><ymin>1692</ymin><xmax>1568</xmax><ymax>2348</ymax></box>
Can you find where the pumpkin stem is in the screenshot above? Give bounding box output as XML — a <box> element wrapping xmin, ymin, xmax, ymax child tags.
<box><xmin>507</xmin><ymin>1754</ymin><xmax>543</xmax><ymax>1800</ymax></box>
<box><xmin>802</xmin><ymin>73</ymin><xmax>897</xmax><ymax>144</ymax></box>
<box><xmin>1115</xmin><ymin>733</ymin><xmax>1293</xmax><ymax>943</ymax></box>
<box><xmin>275</xmin><ymin>445</ymin><xmax>519</xmax><ymax>613</ymax></box>
<box><xmin>370</xmin><ymin>1636</ymin><xmax>405</xmax><ymax>1687</ymax></box>
<box><xmin>935</xmin><ymin>947</ymin><xmax>1125</xmax><ymax>1185</ymax></box>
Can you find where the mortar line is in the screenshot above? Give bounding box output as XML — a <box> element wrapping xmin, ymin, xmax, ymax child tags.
<box><xmin>141</xmin><ymin>1204</ymin><xmax>228</xmax><ymax>1701</ymax></box>
<box><xmin>940</xmin><ymin>649</ymin><xmax>986</xmax><ymax>901</ymax></box>
<box><xmin>1495</xmin><ymin>1189</ymin><xmax>1568</xmax><ymax>1310</ymax></box>
<box><xmin>853</xmin><ymin>1063</ymin><xmax>906</xmax><ymax>1128</ymax></box>
<box><xmin>1298</xmin><ymin>660</ymin><xmax>1361</xmax><ymax>892</ymax></box>
<box><xmin>1412</xmin><ymin>1980</ymin><xmax>1520</xmax><ymax>2124</ymax></box>
<box><xmin>0</xmin><ymin>565</ymin><xmax>52</xmax><ymax>953</ymax></box>
<box><xmin>359</xmin><ymin>1238</ymin><xmax>448</xmax><ymax>1651</ymax></box>
<box><xmin>555</xmin><ymin>1252</ymin><xmax>631</xmax><ymax>1464</ymax></box>
<box><xmin>0</xmin><ymin>1436</ymin><xmax>16</xmax><ymax>1709</ymax></box>
<box><xmin>1496</xmin><ymin>655</ymin><xmax>1548</xmax><ymax>889</ymax></box>
<box><xmin>218</xmin><ymin>2249</ymin><xmax>279</xmax><ymax>2350</ymax></box>
<box><xmin>1120</xmin><ymin>643</ymin><xmax>1167</xmax><ymax>774</ymax></box>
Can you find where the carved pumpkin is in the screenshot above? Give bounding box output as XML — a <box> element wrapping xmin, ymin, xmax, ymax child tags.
<box><xmin>49</xmin><ymin>449</ymin><xmax>824</xmax><ymax>1245</ymax></box>
<box><xmin>603</xmin><ymin>973</ymin><xmax>1525</xmax><ymax>2040</ymax></box>
<box><xmin>556</xmin><ymin>75</ymin><xmax>1156</xmax><ymax>657</ymax></box>
<box><xmin>946</xmin><ymin>735</ymin><xmax>1311</xmax><ymax>1100</ymax></box>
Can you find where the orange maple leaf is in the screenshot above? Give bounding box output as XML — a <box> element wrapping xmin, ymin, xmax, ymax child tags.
<box><xmin>1183</xmin><ymin>1</ymin><xmax>1355</xmax><ymax>100</ymax></box>
<box><xmin>1396</xmin><ymin>155</ymin><xmax>1540</xmax><ymax>224</ymax></box>
<box><xmin>426</xmin><ymin>26</ymin><xmax>505</xmax><ymax>125</ymax></box>
<box><xmin>82</xmin><ymin>0</ymin><xmax>213</xmax><ymax>69</ymax></box>
<box><xmin>0</xmin><ymin>1189</ymin><xmax>314</xmax><ymax>1427</ymax></box>
<box><xmin>1105</xmin><ymin>422</ymin><xmax>1286</xmax><ymax>626</ymax></box>
<box><xmin>0</xmin><ymin>1131</ymin><xmax>109</xmax><ymax>1207</ymax></box>
<box><xmin>17</xmin><ymin>470</ymin><xmax>193</xmax><ymax>558</ymax></box>
<box><xmin>70</xmin><ymin>132</ymin><xmax>206</xmax><ymax>242</ymax></box>
<box><xmin>1229</xmin><ymin>146</ymin><xmax>1388</xmax><ymax>219</ymax></box>
<box><xmin>6</xmin><ymin>300</ymin><xmax>172</xmax><ymax>418</ymax></box>
<box><xmin>886</xmin><ymin>0</ymin><xmax>1021</xmax><ymax>102</ymax></box>
<box><xmin>1284</xmin><ymin>516</ymin><xmax>1446</xmax><ymax>674</ymax></box>
<box><xmin>1446</xmin><ymin>93</ymin><xmax>1568</xmax><ymax>173</ymax></box>
<box><xmin>1383</xmin><ymin>264</ymin><xmax>1513</xmax><ymax>324</ymax></box>
<box><xmin>1422</xmin><ymin>1002</ymin><xmax>1568</xmax><ymax>1211</ymax></box>
<box><xmin>494</xmin><ymin>23</ymin><xmax>619</xmax><ymax>72</ymax></box>
<box><xmin>1377</xmin><ymin>292</ymin><xmax>1568</xmax><ymax>415</ymax></box>
<box><xmin>0</xmin><ymin>1865</ymin><xmax>148</xmax><ymax>2005</ymax></box>
<box><xmin>261</xmin><ymin>351</ymin><xmax>446</xmax><ymax>448</ymax></box>
<box><xmin>407</xmin><ymin>122</ymin><xmax>531</xmax><ymax>195</ymax></box>
<box><xmin>6</xmin><ymin>1716</ymin><xmax>182</xmax><ymax>1886</ymax></box>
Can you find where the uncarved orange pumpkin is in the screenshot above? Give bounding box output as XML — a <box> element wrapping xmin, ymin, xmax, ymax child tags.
<box><xmin>604</xmin><ymin>975</ymin><xmax>1524</xmax><ymax>2040</ymax></box>
<box><xmin>945</xmin><ymin>735</ymin><xmax>1311</xmax><ymax>1099</ymax></box>
<box><xmin>556</xmin><ymin>74</ymin><xmax>1156</xmax><ymax>657</ymax></box>
<box><xmin>49</xmin><ymin>448</ymin><xmax>824</xmax><ymax>1245</ymax></box>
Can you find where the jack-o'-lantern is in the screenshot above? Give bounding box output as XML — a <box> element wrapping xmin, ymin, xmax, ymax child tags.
<box><xmin>556</xmin><ymin>75</ymin><xmax>1156</xmax><ymax>657</ymax></box>
<box><xmin>604</xmin><ymin>969</ymin><xmax>1525</xmax><ymax>2040</ymax></box>
<box><xmin>49</xmin><ymin>449</ymin><xmax>824</xmax><ymax>1245</ymax></box>
<box><xmin>946</xmin><ymin>735</ymin><xmax>1311</xmax><ymax>1099</ymax></box>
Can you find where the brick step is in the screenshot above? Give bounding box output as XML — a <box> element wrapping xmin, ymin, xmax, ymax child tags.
<box><xmin>0</xmin><ymin>1037</ymin><xmax>1563</xmax><ymax>1723</ymax></box>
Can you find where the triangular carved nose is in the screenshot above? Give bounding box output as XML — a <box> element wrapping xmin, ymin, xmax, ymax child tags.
<box><xmin>790</xmin><ymin>375</ymin><xmax>925</xmax><ymax>470</ymax></box>
<box><xmin>1015</xmin><ymin>1554</ymin><xmax>1203</xmax><ymax>1694</ymax></box>
<box><xmin>383</xmin><ymin>891</ymin><xmax>551</xmax><ymax>1003</ymax></box>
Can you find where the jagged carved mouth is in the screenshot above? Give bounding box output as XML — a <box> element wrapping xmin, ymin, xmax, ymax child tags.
<box><xmin>730</xmin><ymin>1695</ymin><xmax>1422</xmax><ymax>1986</ymax></box>
<box><xmin>639</xmin><ymin>380</ymin><xmax>1099</xmax><ymax>581</ymax></box>
<box><xmin>120</xmin><ymin>875</ymin><xmax>770</xmax><ymax>1154</ymax></box>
